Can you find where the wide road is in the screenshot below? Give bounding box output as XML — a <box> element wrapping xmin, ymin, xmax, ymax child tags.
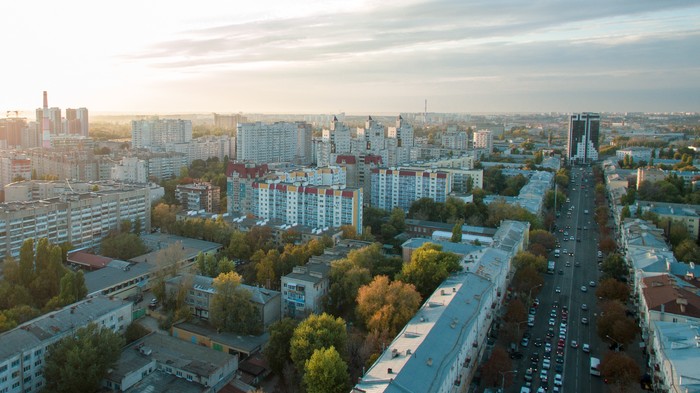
<box><xmin>510</xmin><ymin>165</ymin><xmax>609</xmax><ymax>393</ymax></box>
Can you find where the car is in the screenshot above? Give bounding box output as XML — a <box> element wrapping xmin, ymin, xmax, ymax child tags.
<box><xmin>544</xmin><ymin>342</ymin><xmax>552</xmax><ymax>352</ymax></box>
<box><xmin>557</xmin><ymin>338</ymin><xmax>565</xmax><ymax>346</ymax></box>
<box><xmin>149</xmin><ymin>298</ymin><xmax>158</xmax><ymax>309</ymax></box>
<box><xmin>563</xmin><ymin>231</ymin><xmax>569</xmax><ymax>236</ymax></box>
<box><xmin>542</xmin><ymin>362</ymin><xmax>550</xmax><ymax>372</ymax></box>
<box><xmin>559</xmin><ymin>269</ymin><xmax>564</xmax><ymax>275</ymax></box>
<box><xmin>550</xmin><ymin>310</ymin><xmax>557</xmax><ymax>318</ymax></box>
<box><xmin>529</xmin><ymin>307</ymin><xmax>537</xmax><ymax>315</ymax></box>
<box><xmin>589</xmin><ymin>281</ymin><xmax>597</xmax><ymax>287</ymax></box>
<box><xmin>534</xmin><ymin>298</ymin><xmax>540</xmax><ymax>307</ymax></box>
<box><xmin>511</xmin><ymin>351</ymin><xmax>524</xmax><ymax>359</ymax></box>
<box><xmin>540</xmin><ymin>370</ymin><xmax>548</xmax><ymax>383</ymax></box>
<box><xmin>575</xmin><ymin>261</ymin><xmax>581</xmax><ymax>267</ymax></box>
<box><xmin>554</xmin><ymin>373</ymin><xmax>563</xmax><ymax>387</ymax></box>
<box><xmin>524</xmin><ymin>368</ymin><xmax>534</xmax><ymax>382</ymax></box>
<box><xmin>528</xmin><ymin>319</ymin><xmax>535</xmax><ymax>327</ymax></box>
<box><xmin>577</xmin><ymin>238</ymin><xmax>581</xmax><ymax>242</ymax></box>
<box><xmin>562</xmin><ymin>248</ymin><xmax>568</xmax><ymax>254</ymax></box>
<box><xmin>581</xmin><ymin>303</ymin><xmax>588</xmax><ymax>310</ymax></box>
<box><xmin>571</xmin><ymin>340</ymin><xmax>578</xmax><ymax>348</ymax></box>
<box><xmin>549</xmin><ymin>318</ymin><xmax>556</xmax><ymax>326</ymax></box>
<box><xmin>521</xmin><ymin>338</ymin><xmax>530</xmax><ymax>347</ymax></box>
<box><xmin>582</xmin><ymin>343</ymin><xmax>590</xmax><ymax>353</ymax></box>
<box><xmin>581</xmin><ymin>317</ymin><xmax>589</xmax><ymax>325</ymax></box>
<box><xmin>556</xmin><ymin>355</ymin><xmax>564</xmax><ymax>364</ymax></box>
<box><xmin>560</xmin><ymin>322</ymin><xmax>567</xmax><ymax>329</ymax></box>
<box><xmin>531</xmin><ymin>352</ymin><xmax>540</xmax><ymax>362</ymax></box>
<box><xmin>555</xmin><ymin>364</ymin><xmax>563</xmax><ymax>373</ymax></box>
<box><xmin>581</xmin><ymin>285</ymin><xmax>588</xmax><ymax>292</ymax></box>
<box><xmin>534</xmin><ymin>337</ymin><xmax>543</xmax><ymax>347</ymax></box>
<box><xmin>537</xmin><ymin>388</ymin><xmax>545</xmax><ymax>393</ymax></box>
<box><xmin>555</xmin><ymin>287</ymin><xmax>561</xmax><ymax>293</ymax></box>
<box><xmin>553</xmin><ymin>301</ymin><xmax>559</xmax><ymax>308</ymax></box>
<box><xmin>584</xmin><ymin>226</ymin><xmax>588</xmax><ymax>230</ymax></box>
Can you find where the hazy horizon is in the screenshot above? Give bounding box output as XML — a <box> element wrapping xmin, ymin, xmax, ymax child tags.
<box><xmin>3</xmin><ymin>1</ymin><xmax>699</xmax><ymax>114</ymax></box>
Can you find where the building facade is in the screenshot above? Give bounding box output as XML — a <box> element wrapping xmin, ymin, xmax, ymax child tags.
<box><xmin>567</xmin><ymin>112</ymin><xmax>600</xmax><ymax>163</ymax></box>
<box><xmin>0</xmin><ymin>296</ymin><xmax>132</xmax><ymax>393</ymax></box>
<box><xmin>370</xmin><ymin>168</ymin><xmax>451</xmax><ymax>211</ymax></box>
<box><xmin>131</xmin><ymin>118</ymin><xmax>193</xmax><ymax>150</ymax></box>
<box><xmin>236</xmin><ymin>122</ymin><xmax>312</xmax><ymax>164</ymax></box>
<box><xmin>473</xmin><ymin>130</ymin><xmax>493</xmax><ymax>153</ymax></box>
<box><xmin>176</xmin><ymin>182</ymin><xmax>221</xmax><ymax>213</ymax></box>
<box><xmin>111</xmin><ymin>156</ymin><xmax>148</xmax><ymax>183</ymax></box>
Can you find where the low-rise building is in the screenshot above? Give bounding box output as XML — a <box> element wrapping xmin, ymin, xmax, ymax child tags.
<box><xmin>0</xmin><ymin>296</ymin><xmax>132</xmax><ymax>393</ymax></box>
<box><xmin>104</xmin><ymin>333</ymin><xmax>237</xmax><ymax>392</ymax></box>
<box><xmin>648</xmin><ymin>321</ymin><xmax>700</xmax><ymax>393</ymax></box>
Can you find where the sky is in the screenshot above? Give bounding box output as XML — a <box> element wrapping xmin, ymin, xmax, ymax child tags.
<box><xmin>2</xmin><ymin>0</ymin><xmax>699</xmax><ymax>115</ymax></box>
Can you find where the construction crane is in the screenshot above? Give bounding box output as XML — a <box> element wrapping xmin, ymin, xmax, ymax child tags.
<box><xmin>6</xmin><ymin>110</ymin><xmax>19</xmax><ymax>118</ymax></box>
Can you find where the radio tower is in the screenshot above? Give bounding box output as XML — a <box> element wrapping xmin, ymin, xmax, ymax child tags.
<box><xmin>424</xmin><ymin>99</ymin><xmax>428</xmax><ymax>124</ymax></box>
<box><xmin>42</xmin><ymin>91</ymin><xmax>51</xmax><ymax>148</ymax></box>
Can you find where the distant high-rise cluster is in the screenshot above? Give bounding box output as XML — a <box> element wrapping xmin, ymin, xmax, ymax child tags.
<box><xmin>567</xmin><ymin>112</ymin><xmax>600</xmax><ymax>164</ymax></box>
<box><xmin>35</xmin><ymin>91</ymin><xmax>89</xmax><ymax>141</ymax></box>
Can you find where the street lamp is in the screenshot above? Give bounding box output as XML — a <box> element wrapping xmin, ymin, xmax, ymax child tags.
<box><xmin>499</xmin><ymin>369</ymin><xmax>518</xmax><ymax>392</ymax></box>
<box><xmin>528</xmin><ymin>284</ymin><xmax>543</xmax><ymax>306</ymax></box>
<box><xmin>606</xmin><ymin>334</ymin><xmax>623</xmax><ymax>351</ymax></box>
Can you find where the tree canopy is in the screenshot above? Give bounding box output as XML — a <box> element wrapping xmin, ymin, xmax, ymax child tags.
<box><xmin>209</xmin><ymin>271</ymin><xmax>262</xmax><ymax>335</ymax></box>
<box><xmin>43</xmin><ymin>323</ymin><xmax>124</xmax><ymax>393</ymax></box>
<box><xmin>290</xmin><ymin>313</ymin><xmax>348</xmax><ymax>374</ymax></box>
<box><xmin>356</xmin><ymin>275</ymin><xmax>421</xmax><ymax>337</ymax></box>
<box><xmin>397</xmin><ymin>243</ymin><xmax>461</xmax><ymax>299</ymax></box>
<box><xmin>265</xmin><ymin>318</ymin><xmax>299</xmax><ymax>377</ymax></box>
<box><xmin>600</xmin><ymin>352</ymin><xmax>641</xmax><ymax>393</ymax></box>
<box><xmin>303</xmin><ymin>346</ymin><xmax>349</xmax><ymax>393</ymax></box>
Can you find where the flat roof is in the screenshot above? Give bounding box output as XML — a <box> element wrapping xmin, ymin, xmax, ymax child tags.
<box><xmin>401</xmin><ymin>238</ymin><xmax>483</xmax><ymax>256</ymax></box>
<box><xmin>0</xmin><ymin>296</ymin><xmax>131</xmax><ymax>362</ymax></box>
<box><xmin>355</xmin><ymin>272</ymin><xmax>493</xmax><ymax>393</ymax></box>
<box><xmin>84</xmin><ymin>260</ymin><xmax>155</xmax><ymax>295</ymax></box>
<box><xmin>653</xmin><ymin>321</ymin><xmax>700</xmax><ymax>392</ymax></box>
<box><xmin>173</xmin><ymin>321</ymin><xmax>269</xmax><ymax>355</ymax></box>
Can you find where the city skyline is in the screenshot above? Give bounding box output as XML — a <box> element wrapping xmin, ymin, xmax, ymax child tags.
<box><xmin>2</xmin><ymin>0</ymin><xmax>699</xmax><ymax>115</ymax></box>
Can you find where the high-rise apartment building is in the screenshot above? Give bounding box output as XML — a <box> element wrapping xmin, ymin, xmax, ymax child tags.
<box><xmin>76</xmin><ymin>108</ymin><xmax>89</xmax><ymax>136</ymax></box>
<box><xmin>318</xmin><ymin>117</ymin><xmax>352</xmax><ymax>166</ymax></box>
<box><xmin>131</xmin><ymin>118</ymin><xmax>192</xmax><ymax>150</ymax></box>
<box><xmin>252</xmin><ymin>181</ymin><xmax>363</xmax><ymax>233</ymax></box>
<box><xmin>370</xmin><ymin>168</ymin><xmax>451</xmax><ymax>211</ymax></box>
<box><xmin>236</xmin><ymin>122</ymin><xmax>312</xmax><ymax>164</ymax></box>
<box><xmin>0</xmin><ymin>118</ymin><xmax>26</xmax><ymax>148</ymax></box>
<box><xmin>0</xmin><ymin>181</ymin><xmax>151</xmax><ymax>257</ymax></box>
<box><xmin>0</xmin><ymin>154</ymin><xmax>31</xmax><ymax>190</ymax></box>
<box><xmin>111</xmin><ymin>156</ymin><xmax>148</xmax><ymax>183</ymax></box>
<box><xmin>65</xmin><ymin>108</ymin><xmax>89</xmax><ymax>136</ymax></box>
<box><xmin>473</xmin><ymin>130</ymin><xmax>493</xmax><ymax>153</ymax></box>
<box><xmin>567</xmin><ymin>112</ymin><xmax>600</xmax><ymax>163</ymax></box>
<box><xmin>226</xmin><ymin>162</ymin><xmax>270</xmax><ymax>215</ymax></box>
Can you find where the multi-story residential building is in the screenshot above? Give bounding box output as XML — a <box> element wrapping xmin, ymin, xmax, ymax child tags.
<box><xmin>640</xmin><ymin>203</ymin><xmax>700</xmax><ymax>241</ymax></box>
<box><xmin>226</xmin><ymin>162</ymin><xmax>270</xmax><ymax>215</ymax></box>
<box><xmin>370</xmin><ymin>168</ymin><xmax>451</xmax><ymax>211</ymax></box>
<box><xmin>131</xmin><ymin>118</ymin><xmax>192</xmax><ymax>150</ymax></box>
<box><xmin>176</xmin><ymin>182</ymin><xmax>221</xmax><ymax>213</ymax></box>
<box><xmin>318</xmin><ymin>117</ymin><xmax>352</xmax><ymax>166</ymax></box>
<box><xmin>276</xmin><ymin>166</ymin><xmax>346</xmax><ymax>186</ymax></box>
<box><xmin>0</xmin><ymin>118</ymin><xmax>26</xmax><ymax>148</ymax></box>
<box><xmin>0</xmin><ymin>182</ymin><xmax>151</xmax><ymax>257</ymax></box>
<box><xmin>136</xmin><ymin>151</ymin><xmax>188</xmax><ymax>181</ymax></box>
<box><xmin>281</xmin><ymin>239</ymin><xmax>372</xmax><ymax>319</ymax></box>
<box><xmin>165</xmin><ymin>275</ymin><xmax>281</xmax><ymax>328</ymax></box>
<box><xmin>167</xmin><ymin>135</ymin><xmax>234</xmax><ymax>165</ymax></box>
<box><xmin>648</xmin><ymin>321</ymin><xmax>700</xmax><ymax>393</ymax></box>
<box><xmin>473</xmin><ymin>130</ymin><xmax>493</xmax><ymax>153</ymax></box>
<box><xmin>236</xmin><ymin>122</ymin><xmax>312</xmax><ymax>164</ymax></box>
<box><xmin>0</xmin><ymin>154</ymin><xmax>31</xmax><ymax>190</ymax></box>
<box><xmin>111</xmin><ymin>156</ymin><xmax>148</xmax><ymax>183</ymax></box>
<box><xmin>356</xmin><ymin>116</ymin><xmax>387</xmax><ymax>153</ymax></box>
<box><xmin>567</xmin><ymin>112</ymin><xmax>600</xmax><ymax>163</ymax></box>
<box><xmin>387</xmin><ymin>115</ymin><xmax>414</xmax><ymax>165</ymax></box>
<box><xmin>76</xmin><ymin>108</ymin><xmax>89</xmax><ymax>136</ymax></box>
<box><xmin>27</xmin><ymin>149</ymin><xmax>101</xmax><ymax>182</ymax></box>
<box><xmin>49</xmin><ymin>135</ymin><xmax>95</xmax><ymax>151</ymax></box>
<box><xmin>252</xmin><ymin>181</ymin><xmax>363</xmax><ymax>234</ymax></box>
<box><xmin>0</xmin><ymin>296</ymin><xmax>132</xmax><ymax>393</ymax></box>
<box><xmin>616</xmin><ymin>147</ymin><xmax>653</xmax><ymax>164</ymax></box>
<box><xmin>441</xmin><ymin>127</ymin><xmax>469</xmax><ymax>150</ymax></box>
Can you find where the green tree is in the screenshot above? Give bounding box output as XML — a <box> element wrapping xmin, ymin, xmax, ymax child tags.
<box><xmin>124</xmin><ymin>322</ymin><xmax>150</xmax><ymax>344</ymax></box>
<box><xmin>290</xmin><ymin>313</ymin><xmax>348</xmax><ymax>374</ymax></box>
<box><xmin>325</xmin><ymin>259</ymin><xmax>371</xmax><ymax>319</ymax></box>
<box><xmin>265</xmin><ymin>318</ymin><xmax>299</xmax><ymax>376</ymax></box>
<box><xmin>397</xmin><ymin>243</ymin><xmax>461</xmax><ymax>299</ymax></box>
<box><xmin>43</xmin><ymin>323</ymin><xmax>125</xmax><ymax>393</ymax></box>
<box><xmin>512</xmin><ymin>251</ymin><xmax>547</xmax><ymax>273</ymax></box>
<box><xmin>675</xmin><ymin>238</ymin><xmax>700</xmax><ymax>263</ymax></box>
<box><xmin>620</xmin><ymin>205</ymin><xmax>631</xmax><ymax>219</ymax></box>
<box><xmin>18</xmin><ymin>238</ymin><xmax>35</xmax><ymax>288</ymax></box>
<box><xmin>209</xmin><ymin>271</ymin><xmax>262</xmax><ymax>335</ymax></box>
<box><xmin>303</xmin><ymin>346</ymin><xmax>349</xmax><ymax>393</ymax></box>
<box><xmin>451</xmin><ymin>219</ymin><xmax>463</xmax><ymax>243</ymax></box>
<box><xmin>356</xmin><ymin>275</ymin><xmax>422</xmax><ymax>337</ymax></box>
<box><xmin>601</xmin><ymin>253</ymin><xmax>628</xmax><ymax>279</ymax></box>
<box><xmin>100</xmin><ymin>232</ymin><xmax>147</xmax><ymax>260</ymax></box>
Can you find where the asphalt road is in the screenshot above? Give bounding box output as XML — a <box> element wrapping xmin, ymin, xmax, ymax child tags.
<box><xmin>510</xmin><ymin>166</ymin><xmax>609</xmax><ymax>393</ymax></box>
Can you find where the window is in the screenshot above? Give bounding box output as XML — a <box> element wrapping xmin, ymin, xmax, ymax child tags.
<box><xmin>11</xmin><ymin>360</ymin><xmax>19</xmax><ymax>367</ymax></box>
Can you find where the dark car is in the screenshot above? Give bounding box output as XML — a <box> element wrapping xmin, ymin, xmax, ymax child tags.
<box><xmin>530</xmin><ymin>353</ymin><xmax>540</xmax><ymax>362</ymax></box>
<box><xmin>558</xmin><ymin>269</ymin><xmax>564</xmax><ymax>275</ymax></box>
<box><xmin>510</xmin><ymin>352</ymin><xmax>524</xmax><ymax>360</ymax></box>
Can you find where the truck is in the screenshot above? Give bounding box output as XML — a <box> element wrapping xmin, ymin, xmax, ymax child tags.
<box><xmin>547</xmin><ymin>261</ymin><xmax>556</xmax><ymax>274</ymax></box>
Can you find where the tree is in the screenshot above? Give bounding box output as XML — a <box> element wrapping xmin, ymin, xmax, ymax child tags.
<box><xmin>600</xmin><ymin>352</ymin><xmax>641</xmax><ymax>393</ymax></box>
<box><xmin>675</xmin><ymin>238</ymin><xmax>700</xmax><ymax>263</ymax></box>
<box><xmin>451</xmin><ymin>219</ymin><xmax>463</xmax><ymax>243</ymax></box>
<box><xmin>290</xmin><ymin>313</ymin><xmax>348</xmax><ymax>374</ymax></box>
<box><xmin>596</xmin><ymin>278</ymin><xmax>630</xmax><ymax>303</ymax></box>
<box><xmin>209</xmin><ymin>271</ymin><xmax>262</xmax><ymax>335</ymax></box>
<box><xmin>597</xmin><ymin>301</ymin><xmax>638</xmax><ymax>346</ymax></box>
<box><xmin>124</xmin><ymin>322</ymin><xmax>150</xmax><ymax>344</ymax></box>
<box><xmin>303</xmin><ymin>346</ymin><xmax>349</xmax><ymax>393</ymax></box>
<box><xmin>397</xmin><ymin>243</ymin><xmax>461</xmax><ymax>299</ymax></box>
<box><xmin>599</xmin><ymin>236</ymin><xmax>618</xmax><ymax>255</ymax></box>
<box><xmin>503</xmin><ymin>298</ymin><xmax>527</xmax><ymax>325</ymax></box>
<box><xmin>480</xmin><ymin>346</ymin><xmax>512</xmax><ymax>387</ymax></box>
<box><xmin>228</xmin><ymin>230</ymin><xmax>252</xmax><ymax>260</ymax></box>
<box><xmin>620</xmin><ymin>205</ymin><xmax>631</xmax><ymax>219</ymax></box>
<box><xmin>325</xmin><ymin>259</ymin><xmax>371</xmax><ymax>319</ymax></box>
<box><xmin>43</xmin><ymin>323</ymin><xmax>124</xmax><ymax>393</ymax></box>
<box><xmin>512</xmin><ymin>251</ymin><xmax>547</xmax><ymax>273</ymax></box>
<box><xmin>100</xmin><ymin>232</ymin><xmax>147</xmax><ymax>260</ymax></box>
<box><xmin>529</xmin><ymin>230</ymin><xmax>557</xmax><ymax>250</ymax></box>
<box><xmin>356</xmin><ymin>275</ymin><xmax>421</xmax><ymax>337</ymax></box>
<box><xmin>511</xmin><ymin>265</ymin><xmax>544</xmax><ymax>300</ymax></box>
<box><xmin>601</xmin><ymin>253</ymin><xmax>628</xmax><ymax>279</ymax></box>
<box><xmin>265</xmin><ymin>318</ymin><xmax>299</xmax><ymax>377</ymax></box>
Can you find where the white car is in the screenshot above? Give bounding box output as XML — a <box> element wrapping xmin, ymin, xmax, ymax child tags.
<box><xmin>554</xmin><ymin>374</ymin><xmax>563</xmax><ymax>387</ymax></box>
<box><xmin>555</xmin><ymin>287</ymin><xmax>561</xmax><ymax>293</ymax></box>
<box><xmin>581</xmin><ymin>285</ymin><xmax>588</xmax><ymax>292</ymax></box>
<box><xmin>571</xmin><ymin>340</ymin><xmax>578</xmax><ymax>348</ymax></box>
<box><xmin>549</xmin><ymin>318</ymin><xmax>556</xmax><ymax>326</ymax></box>
<box><xmin>582</xmin><ymin>343</ymin><xmax>590</xmax><ymax>353</ymax></box>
